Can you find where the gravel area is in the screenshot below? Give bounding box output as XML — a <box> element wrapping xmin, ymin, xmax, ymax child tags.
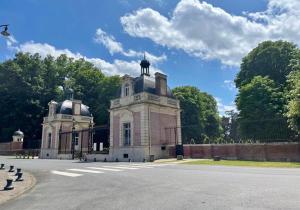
<box><xmin>0</xmin><ymin>169</ymin><xmax>36</xmax><ymax>205</ymax></box>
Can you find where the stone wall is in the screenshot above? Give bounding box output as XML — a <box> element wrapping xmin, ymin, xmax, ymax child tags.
<box><xmin>170</xmin><ymin>143</ymin><xmax>300</xmax><ymax>162</ymax></box>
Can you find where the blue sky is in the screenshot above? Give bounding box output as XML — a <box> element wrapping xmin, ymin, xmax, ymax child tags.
<box><xmin>1</xmin><ymin>0</ymin><xmax>299</xmax><ymax>115</ymax></box>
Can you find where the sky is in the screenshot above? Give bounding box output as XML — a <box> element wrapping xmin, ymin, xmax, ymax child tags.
<box><xmin>1</xmin><ymin>0</ymin><xmax>300</xmax><ymax>115</ymax></box>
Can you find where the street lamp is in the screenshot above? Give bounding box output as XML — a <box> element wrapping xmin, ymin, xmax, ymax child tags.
<box><xmin>0</xmin><ymin>25</ymin><xmax>10</xmax><ymax>37</ymax></box>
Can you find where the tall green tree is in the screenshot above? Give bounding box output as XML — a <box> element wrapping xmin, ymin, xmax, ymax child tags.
<box><xmin>0</xmin><ymin>53</ymin><xmax>120</xmax><ymax>142</ymax></box>
<box><xmin>172</xmin><ymin>86</ymin><xmax>222</xmax><ymax>143</ymax></box>
<box><xmin>285</xmin><ymin>70</ymin><xmax>300</xmax><ymax>134</ymax></box>
<box><xmin>236</xmin><ymin>41</ymin><xmax>298</xmax><ymax>88</ymax></box>
<box><xmin>236</xmin><ymin>76</ymin><xmax>289</xmax><ymax>140</ymax></box>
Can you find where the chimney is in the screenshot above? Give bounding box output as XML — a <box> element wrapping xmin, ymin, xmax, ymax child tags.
<box><xmin>155</xmin><ymin>72</ymin><xmax>167</xmax><ymax>96</ymax></box>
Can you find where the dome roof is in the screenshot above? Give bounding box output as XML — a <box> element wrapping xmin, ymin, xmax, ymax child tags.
<box><xmin>56</xmin><ymin>100</ymin><xmax>91</xmax><ymax>116</ymax></box>
<box><xmin>140</xmin><ymin>59</ymin><xmax>150</xmax><ymax>68</ymax></box>
<box><xmin>133</xmin><ymin>76</ymin><xmax>174</xmax><ymax>98</ymax></box>
<box><xmin>13</xmin><ymin>129</ymin><xmax>24</xmax><ymax>137</ymax></box>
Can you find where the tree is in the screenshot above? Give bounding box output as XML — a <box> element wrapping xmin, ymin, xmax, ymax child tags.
<box><xmin>221</xmin><ymin>110</ymin><xmax>238</xmax><ymax>143</ymax></box>
<box><xmin>172</xmin><ymin>86</ymin><xmax>222</xmax><ymax>144</ymax></box>
<box><xmin>285</xmin><ymin>70</ymin><xmax>300</xmax><ymax>134</ymax></box>
<box><xmin>235</xmin><ymin>41</ymin><xmax>298</xmax><ymax>88</ymax></box>
<box><xmin>236</xmin><ymin>76</ymin><xmax>289</xmax><ymax>141</ymax></box>
<box><xmin>0</xmin><ymin>53</ymin><xmax>120</xmax><ymax>142</ymax></box>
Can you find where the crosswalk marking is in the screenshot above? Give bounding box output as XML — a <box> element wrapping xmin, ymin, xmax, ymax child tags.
<box><xmin>68</xmin><ymin>169</ymin><xmax>104</xmax><ymax>174</ymax></box>
<box><xmin>86</xmin><ymin>167</ymin><xmax>123</xmax><ymax>172</ymax></box>
<box><xmin>102</xmin><ymin>166</ymin><xmax>139</xmax><ymax>170</ymax></box>
<box><xmin>51</xmin><ymin>163</ymin><xmax>172</xmax><ymax>178</ymax></box>
<box><xmin>51</xmin><ymin>170</ymin><xmax>83</xmax><ymax>177</ymax></box>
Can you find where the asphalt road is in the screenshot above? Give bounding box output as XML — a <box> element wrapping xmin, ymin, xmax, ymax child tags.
<box><xmin>0</xmin><ymin>156</ymin><xmax>300</xmax><ymax>210</ymax></box>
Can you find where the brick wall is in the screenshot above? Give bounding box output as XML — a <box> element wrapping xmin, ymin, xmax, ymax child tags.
<box><xmin>133</xmin><ymin>112</ymin><xmax>141</xmax><ymax>146</ymax></box>
<box><xmin>169</xmin><ymin>143</ymin><xmax>300</xmax><ymax>162</ymax></box>
<box><xmin>150</xmin><ymin>112</ymin><xmax>177</xmax><ymax>145</ymax></box>
<box><xmin>113</xmin><ymin>115</ymin><xmax>120</xmax><ymax>148</ymax></box>
<box><xmin>0</xmin><ymin>142</ymin><xmax>23</xmax><ymax>155</ymax></box>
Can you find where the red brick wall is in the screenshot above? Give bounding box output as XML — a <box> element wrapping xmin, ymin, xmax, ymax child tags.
<box><xmin>113</xmin><ymin>115</ymin><xmax>120</xmax><ymax>148</ymax></box>
<box><xmin>0</xmin><ymin>142</ymin><xmax>23</xmax><ymax>154</ymax></box>
<box><xmin>133</xmin><ymin>112</ymin><xmax>141</xmax><ymax>146</ymax></box>
<box><xmin>176</xmin><ymin>143</ymin><xmax>300</xmax><ymax>162</ymax></box>
<box><xmin>150</xmin><ymin>112</ymin><xmax>177</xmax><ymax>145</ymax></box>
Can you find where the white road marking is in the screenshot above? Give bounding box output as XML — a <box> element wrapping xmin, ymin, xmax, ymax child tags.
<box><xmin>86</xmin><ymin>167</ymin><xmax>123</xmax><ymax>172</ymax></box>
<box><xmin>68</xmin><ymin>169</ymin><xmax>104</xmax><ymax>174</ymax></box>
<box><xmin>121</xmin><ymin>165</ymin><xmax>153</xmax><ymax>168</ymax></box>
<box><xmin>102</xmin><ymin>166</ymin><xmax>139</xmax><ymax>170</ymax></box>
<box><xmin>51</xmin><ymin>170</ymin><xmax>83</xmax><ymax>177</ymax></box>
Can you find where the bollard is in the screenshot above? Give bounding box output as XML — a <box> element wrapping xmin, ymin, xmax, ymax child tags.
<box><xmin>4</xmin><ymin>179</ymin><xmax>14</xmax><ymax>190</ymax></box>
<box><xmin>8</xmin><ymin>165</ymin><xmax>15</xmax><ymax>172</ymax></box>
<box><xmin>15</xmin><ymin>172</ymin><xmax>24</xmax><ymax>181</ymax></box>
<box><xmin>0</xmin><ymin>163</ymin><xmax>4</xmax><ymax>170</ymax></box>
<box><xmin>15</xmin><ymin>168</ymin><xmax>21</xmax><ymax>176</ymax></box>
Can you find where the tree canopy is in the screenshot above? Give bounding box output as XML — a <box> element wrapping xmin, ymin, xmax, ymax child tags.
<box><xmin>234</xmin><ymin>40</ymin><xmax>299</xmax><ymax>141</ymax></box>
<box><xmin>172</xmin><ymin>86</ymin><xmax>222</xmax><ymax>143</ymax></box>
<box><xmin>0</xmin><ymin>53</ymin><xmax>120</xmax><ymax>142</ymax></box>
<box><xmin>235</xmin><ymin>41</ymin><xmax>299</xmax><ymax>88</ymax></box>
<box><xmin>285</xmin><ymin>70</ymin><xmax>300</xmax><ymax>134</ymax></box>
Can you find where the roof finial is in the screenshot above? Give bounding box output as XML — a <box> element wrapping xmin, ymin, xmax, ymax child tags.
<box><xmin>140</xmin><ymin>52</ymin><xmax>150</xmax><ymax>76</ymax></box>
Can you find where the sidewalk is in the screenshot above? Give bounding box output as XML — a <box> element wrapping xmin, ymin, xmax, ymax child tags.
<box><xmin>0</xmin><ymin>169</ymin><xmax>36</xmax><ymax>205</ymax></box>
<box><xmin>154</xmin><ymin>158</ymin><xmax>204</xmax><ymax>164</ymax></box>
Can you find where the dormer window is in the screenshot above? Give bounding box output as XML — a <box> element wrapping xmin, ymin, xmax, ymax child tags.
<box><xmin>124</xmin><ymin>84</ymin><xmax>130</xmax><ymax>97</ymax></box>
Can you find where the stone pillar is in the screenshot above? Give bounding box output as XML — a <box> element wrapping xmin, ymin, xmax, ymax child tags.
<box><xmin>109</xmin><ymin>110</ymin><xmax>114</xmax><ymax>147</ymax></box>
<box><xmin>140</xmin><ymin>104</ymin><xmax>150</xmax><ymax>146</ymax></box>
<box><xmin>176</xmin><ymin>109</ymin><xmax>182</xmax><ymax>145</ymax></box>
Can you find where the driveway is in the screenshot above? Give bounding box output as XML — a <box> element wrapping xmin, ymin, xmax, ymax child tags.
<box><xmin>0</xmin><ymin>156</ymin><xmax>300</xmax><ymax>210</ymax></box>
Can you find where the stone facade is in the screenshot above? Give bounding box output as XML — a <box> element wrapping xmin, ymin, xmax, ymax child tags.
<box><xmin>40</xmin><ymin>98</ymin><xmax>93</xmax><ymax>159</ymax></box>
<box><xmin>109</xmin><ymin>71</ymin><xmax>181</xmax><ymax>162</ymax></box>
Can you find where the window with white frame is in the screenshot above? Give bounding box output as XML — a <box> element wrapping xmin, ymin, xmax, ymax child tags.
<box><xmin>47</xmin><ymin>133</ymin><xmax>52</xmax><ymax>148</ymax></box>
<box><xmin>124</xmin><ymin>84</ymin><xmax>130</xmax><ymax>97</ymax></box>
<box><xmin>123</xmin><ymin>123</ymin><xmax>131</xmax><ymax>146</ymax></box>
<box><xmin>74</xmin><ymin>132</ymin><xmax>79</xmax><ymax>146</ymax></box>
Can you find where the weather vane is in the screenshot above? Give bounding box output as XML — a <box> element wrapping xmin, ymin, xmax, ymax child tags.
<box><xmin>0</xmin><ymin>24</ymin><xmax>10</xmax><ymax>37</ymax></box>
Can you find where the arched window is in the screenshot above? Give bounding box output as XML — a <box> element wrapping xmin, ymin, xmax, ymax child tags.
<box><xmin>124</xmin><ymin>84</ymin><xmax>130</xmax><ymax>97</ymax></box>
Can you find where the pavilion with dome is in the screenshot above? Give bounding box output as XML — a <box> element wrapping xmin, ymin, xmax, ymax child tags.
<box><xmin>40</xmin><ymin>89</ymin><xmax>93</xmax><ymax>159</ymax></box>
<box><xmin>106</xmin><ymin>56</ymin><xmax>182</xmax><ymax>161</ymax></box>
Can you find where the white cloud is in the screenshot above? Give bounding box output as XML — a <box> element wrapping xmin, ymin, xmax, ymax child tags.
<box><xmin>4</xmin><ymin>35</ymin><xmax>18</xmax><ymax>50</ymax></box>
<box><xmin>94</xmin><ymin>28</ymin><xmax>167</xmax><ymax>64</ymax></box>
<box><xmin>223</xmin><ymin>80</ymin><xmax>236</xmax><ymax>91</ymax></box>
<box><xmin>120</xmin><ymin>0</ymin><xmax>300</xmax><ymax>66</ymax></box>
<box><xmin>18</xmin><ymin>41</ymin><xmax>162</xmax><ymax>76</ymax></box>
<box><xmin>94</xmin><ymin>28</ymin><xmax>124</xmax><ymax>55</ymax></box>
<box><xmin>215</xmin><ymin>97</ymin><xmax>237</xmax><ymax>116</ymax></box>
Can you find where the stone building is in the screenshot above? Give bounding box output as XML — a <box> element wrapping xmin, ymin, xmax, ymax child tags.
<box><xmin>40</xmin><ymin>89</ymin><xmax>93</xmax><ymax>159</ymax></box>
<box><xmin>108</xmin><ymin>57</ymin><xmax>181</xmax><ymax>161</ymax></box>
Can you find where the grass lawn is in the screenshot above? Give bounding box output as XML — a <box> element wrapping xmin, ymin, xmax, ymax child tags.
<box><xmin>184</xmin><ymin>159</ymin><xmax>300</xmax><ymax>168</ymax></box>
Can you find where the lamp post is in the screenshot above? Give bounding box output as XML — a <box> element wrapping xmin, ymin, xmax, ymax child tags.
<box><xmin>88</xmin><ymin>118</ymin><xmax>93</xmax><ymax>153</ymax></box>
<box><xmin>58</xmin><ymin>124</ymin><xmax>62</xmax><ymax>154</ymax></box>
<box><xmin>71</xmin><ymin>118</ymin><xmax>76</xmax><ymax>159</ymax></box>
<box><xmin>0</xmin><ymin>25</ymin><xmax>10</xmax><ymax>37</ymax></box>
